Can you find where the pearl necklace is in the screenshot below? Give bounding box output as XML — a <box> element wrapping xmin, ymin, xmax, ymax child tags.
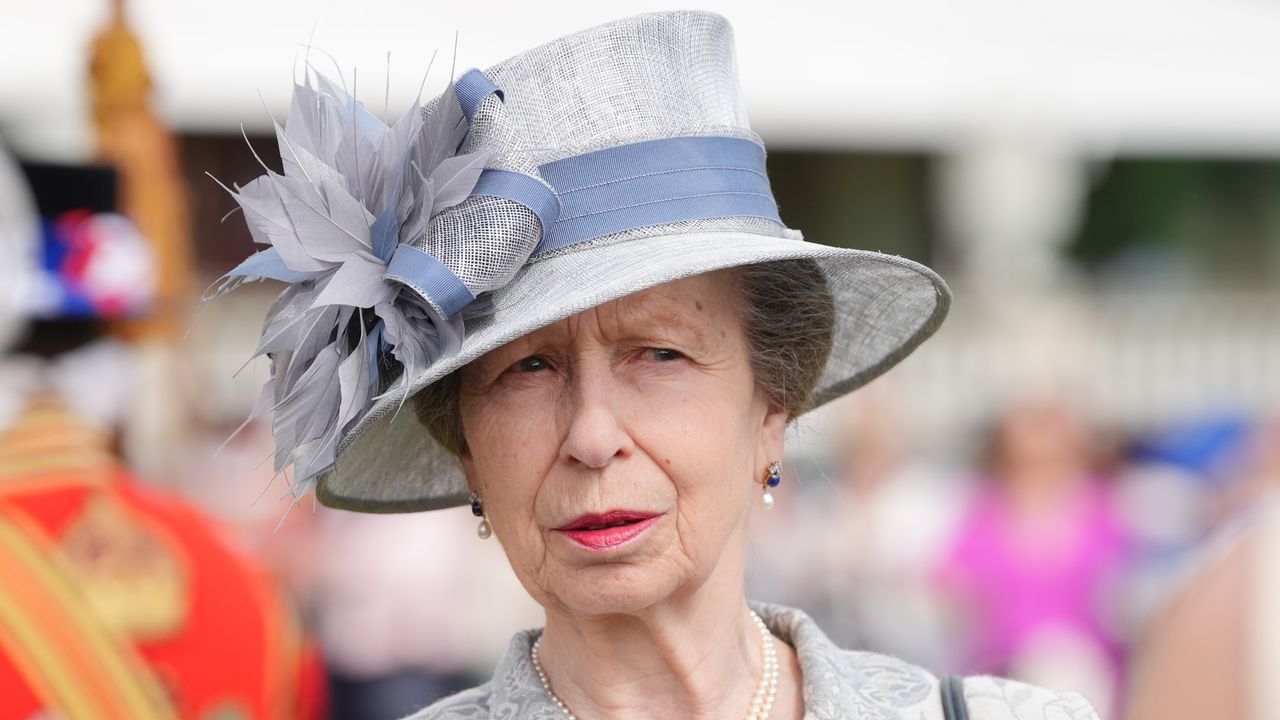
<box><xmin>530</xmin><ymin>610</ymin><xmax>780</xmax><ymax>720</ymax></box>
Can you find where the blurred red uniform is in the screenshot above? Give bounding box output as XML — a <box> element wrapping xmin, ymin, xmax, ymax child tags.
<box><xmin>0</xmin><ymin>399</ymin><xmax>327</xmax><ymax>720</ymax></box>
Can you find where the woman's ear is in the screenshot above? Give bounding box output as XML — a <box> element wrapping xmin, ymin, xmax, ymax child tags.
<box><xmin>758</xmin><ymin>401</ymin><xmax>789</xmax><ymax>467</ymax></box>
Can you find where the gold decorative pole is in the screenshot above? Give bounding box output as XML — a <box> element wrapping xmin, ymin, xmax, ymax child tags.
<box><xmin>87</xmin><ymin>0</ymin><xmax>194</xmax><ymax>483</ymax></box>
<box><xmin>89</xmin><ymin>0</ymin><xmax>194</xmax><ymax>341</ymax></box>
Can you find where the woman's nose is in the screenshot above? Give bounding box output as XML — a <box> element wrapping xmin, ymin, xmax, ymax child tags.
<box><xmin>558</xmin><ymin>367</ymin><xmax>634</xmax><ymax>470</ymax></box>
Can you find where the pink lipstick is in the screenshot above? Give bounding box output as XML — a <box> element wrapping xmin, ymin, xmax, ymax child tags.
<box><xmin>554</xmin><ymin>510</ymin><xmax>662</xmax><ymax>550</ymax></box>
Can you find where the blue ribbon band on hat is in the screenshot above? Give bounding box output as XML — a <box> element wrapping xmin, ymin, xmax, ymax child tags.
<box><xmin>535</xmin><ymin>136</ymin><xmax>779</xmax><ymax>255</ymax></box>
<box><xmin>428</xmin><ymin>69</ymin><xmax>783</xmax><ymax>311</ymax></box>
<box><xmin>471</xmin><ymin>169</ymin><xmax>561</xmax><ymax>238</ymax></box>
<box><xmin>451</xmin><ymin>70</ymin><xmax>779</xmax><ymax>259</ymax></box>
<box><xmin>454</xmin><ymin>68</ymin><xmax>504</xmax><ymax>123</ymax></box>
<box><xmin>385</xmin><ymin>244</ymin><xmax>477</xmax><ymax>317</ymax></box>
<box><xmin>460</xmin><ymin>135</ymin><xmax>781</xmax><ymax>257</ymax></box>
<box><xmin>383</xmin><ymin>135</ymin><xmax>780</xmax><ymax>316</ymax></box>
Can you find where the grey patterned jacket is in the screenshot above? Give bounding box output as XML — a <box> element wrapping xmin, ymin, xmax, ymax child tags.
<box><xmin>405</xmin><ymin>603</ymin><xmax>1101</xmax><ymax>719</ymax></box>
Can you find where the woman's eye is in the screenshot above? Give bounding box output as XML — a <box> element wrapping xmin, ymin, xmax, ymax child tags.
<box><xmin>647</xmin><ymin>348</ymin><xmax>684</xmax><ymax>362</ymax></box>
<box><xmin>515</xmin><ymin>356</ymin><xmax>550</xmax><ymax>373</ymax></box>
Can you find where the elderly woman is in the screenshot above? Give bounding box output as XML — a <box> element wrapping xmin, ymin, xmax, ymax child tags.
<box><xmin>219</xmin><ymin>10</ymin><xmax>1101</xmax><ymax>720</ymax></box>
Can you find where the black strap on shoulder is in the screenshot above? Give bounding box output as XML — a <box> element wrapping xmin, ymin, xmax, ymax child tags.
<box><xmin>941</xmin><ymin>675</ymin><xmax>969</xmax><ymax>720</ymax></box>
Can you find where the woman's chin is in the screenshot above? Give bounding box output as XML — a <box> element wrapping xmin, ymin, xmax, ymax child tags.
<box><xmin>549</xmin><ymin>564</ymin><xmax>682</xmax><ymax>616</ymax></box>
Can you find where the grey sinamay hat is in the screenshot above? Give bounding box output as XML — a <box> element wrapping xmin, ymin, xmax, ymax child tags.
<box><xmin>218</xmin><ymin>11</ymin><xmax>950</xmax><ymax>513</ymax></box>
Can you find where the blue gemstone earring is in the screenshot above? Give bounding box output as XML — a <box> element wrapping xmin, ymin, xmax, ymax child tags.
<box><xmin>470</xmin><ymin>492</ymin><xmax>492</xmax><ymax>539</ymax></box>
<box><xmin>760</xmin><ymin>461</ymin><xmax>781</xmax><ymax>510</ymax></box>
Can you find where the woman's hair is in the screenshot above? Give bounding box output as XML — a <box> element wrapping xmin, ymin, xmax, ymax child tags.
<box><xmin>414</xmin><ymin>259</ymin><xmax>836</xmax><ymax>456</ymax></box>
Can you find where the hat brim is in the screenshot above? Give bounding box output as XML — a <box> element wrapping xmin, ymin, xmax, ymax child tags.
<box><xmin>316</xmin><ymin>231</ymin><xmax>950</xmax><ymax>513</ymax></box>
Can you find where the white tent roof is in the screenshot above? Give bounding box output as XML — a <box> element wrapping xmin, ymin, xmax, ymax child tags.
<box><xmin>4</xmin><ymin>0</ymin><xmax>1280</xmax><ymax>159</ymax></box>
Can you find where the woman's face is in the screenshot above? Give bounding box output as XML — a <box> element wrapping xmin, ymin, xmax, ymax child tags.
<box><xmin>458</xmin><ymin>270</ymin><xmax>787</xmax><ymax>615</ymax></box>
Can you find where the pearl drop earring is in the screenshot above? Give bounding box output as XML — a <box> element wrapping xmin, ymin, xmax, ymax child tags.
<box><xmin>760</xmin><ymin>461</ymin><xmax>781</xmax><ymax>510</ymax></box>
<box><xmin>470</xmin><ymin>492</ymin><xmax>492</xmax><ymax>539</ymax></box>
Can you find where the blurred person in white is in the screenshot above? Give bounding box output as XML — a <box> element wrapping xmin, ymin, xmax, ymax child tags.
<box><xmin>1125</xmin><ymin>414</ymin><xmax>1280</xmax><ymax>720</ymax></box>
<box><xmin>935</xmin><ymin>400</ymin><xmax>1131</xmax><ymax>715</ymax></box>
<box><xmin>747</xmin><ymin>378</ymin><xmax>965</xmax><ymax>669</ymax></box>
<box><xmin>216</xmin><ymin>11</ymin><xmax>1099</xmax><ymax>719</ymax></box>
<box><xmin>824</xmin><ymin>381</ymin><xmax>968</xmax><ymax>669</ymax></box>
<box><xmin>297</xmin><ymin>506</ymin><xmax>543</xmax><ymax>719</ymax></box>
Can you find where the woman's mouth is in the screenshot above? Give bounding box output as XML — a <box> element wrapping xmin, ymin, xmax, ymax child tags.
<box><xmin>553</xmin><ymin>511</ymin><xmax>662</xmax><ymax>550</ymax></box>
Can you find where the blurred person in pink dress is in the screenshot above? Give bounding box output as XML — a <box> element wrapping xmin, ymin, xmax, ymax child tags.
<box><xmin>936</xmin><ymin>400</ymin><xmax>1131</xmax><ymax>714</ymax></box>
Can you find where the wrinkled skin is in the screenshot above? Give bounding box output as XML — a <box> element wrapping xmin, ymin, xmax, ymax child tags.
<box><xmin>455</xmin><ymin>269</ymin><xmax>805</xmax><ymax>719</ymax></box>
<box><xmin>458</xmin><ymin>269</ymin><xmax>787</xmax><ymax>616</ymax></box>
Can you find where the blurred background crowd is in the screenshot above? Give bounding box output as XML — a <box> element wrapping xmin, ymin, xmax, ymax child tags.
<box><xmin>2</xmin><ymin>1</ymin><xmax>1279</xmax><ymax>718</ymax></box>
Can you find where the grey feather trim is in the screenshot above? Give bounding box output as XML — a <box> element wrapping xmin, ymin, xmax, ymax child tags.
<box><xmin>211</xmin><ymin>67</ymin><xmax>493</xmax><ymax>499</ymax></box>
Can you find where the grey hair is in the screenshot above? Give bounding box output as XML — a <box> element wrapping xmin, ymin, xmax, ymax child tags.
<box><xmin>736</xmin><ymin>258</ymin><xmax>835</xmax><ymax>418</ymax></box>
<box><xmin>413</xmin><ymin>259</ymin><xmax>836</xmax><ymax>457</ymax></box>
